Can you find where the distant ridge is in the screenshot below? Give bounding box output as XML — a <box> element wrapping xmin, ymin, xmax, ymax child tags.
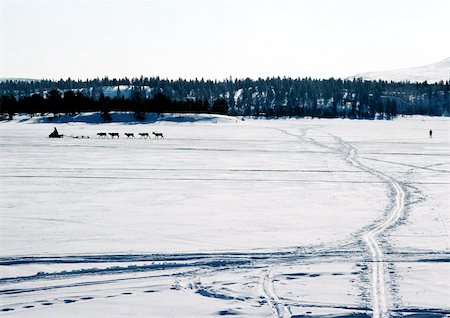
<box><xmin>0</xmin><ymin>78</ymin><xmax>38</xmax><ymax>82</ymax></box>
<box><xmin>349</xmin><ymin>58</ymin><xmax>450</xmax><ymax>83</ymax></box>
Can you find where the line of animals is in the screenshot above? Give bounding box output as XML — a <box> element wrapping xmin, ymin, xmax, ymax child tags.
<box><xmin>97</xmin><ymin>132</ymin><xmax>164</xmax><ymax>139</ymax></box>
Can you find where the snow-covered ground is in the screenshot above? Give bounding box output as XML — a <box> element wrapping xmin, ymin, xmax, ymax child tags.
<box><xmin>0</xmin><ymin>115</ymin><xmax>449</xmax><ymax>317</ymax></box>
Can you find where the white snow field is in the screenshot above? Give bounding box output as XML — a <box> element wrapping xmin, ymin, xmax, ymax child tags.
<box><xmin>0</xmin><ymin>115</ymin><xmax>449</xmax><ymax>317</ymax></box>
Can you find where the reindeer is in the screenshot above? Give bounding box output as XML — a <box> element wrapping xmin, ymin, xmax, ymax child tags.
<box><xmin>124</xmin><ymin>133</ymin><xmax>135</xmax><ymax>138</ymax></box>
<box><xmin>109</xmin><ymin>132</ymin><xmax>120</xmax><ymax>138</ymax></box>
<box><xmin>152</xmin><ymin>132</ymin><xmax>164</xmax><ymax>139</ymax></box>
<box><xmin>139</xmin><ymin>133</ymin><xmax>149</xmax><ymax>139</ymax></box>
<box><xmin>97</xmin><ymin>132</ymin><xmax>107</xmax><ymax>138</ymax></box>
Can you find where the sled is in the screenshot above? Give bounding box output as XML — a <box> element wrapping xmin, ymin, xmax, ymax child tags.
<box><xmin>49</xmin><ymin>133</ymin><xmax>64</xmax><ymax>138</ymax></box>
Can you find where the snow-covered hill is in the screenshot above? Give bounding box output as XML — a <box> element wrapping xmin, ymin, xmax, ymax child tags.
<box><xmin>0</xmin><ymin>77</ymin><xmax>37</xmax><ymax>82</ymax></box>
<box><xmin>350</xmin><ymin>57</ymin><xmax>450</xmax><ymax>83</ymax></box>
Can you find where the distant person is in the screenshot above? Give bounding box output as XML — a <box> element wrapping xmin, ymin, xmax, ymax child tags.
<box><xmin>429</xmin><ymin>129</ymin><xmax>433</xmax><ymax>138</ymax></box>
<box><xmin>49</xmin><ymin>127</ymin><xmax>61</xmax><ymax>138</ymax></box>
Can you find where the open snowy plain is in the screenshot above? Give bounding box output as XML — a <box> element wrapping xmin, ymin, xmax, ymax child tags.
<box><xmin>0</xmin><ymin>115</ymin><xmax>449</xmax><ymax>317</ymax></box>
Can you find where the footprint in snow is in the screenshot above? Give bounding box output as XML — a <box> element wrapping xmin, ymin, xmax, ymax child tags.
<box><xmin>217</xmin><ymin>308</ymin><xmax>241</xmax><ymax>316</ymax></box>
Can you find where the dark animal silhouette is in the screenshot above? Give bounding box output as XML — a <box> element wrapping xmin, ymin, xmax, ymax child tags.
<box><xmin>97</xmin><ymin>132</ymin><xmax>107</xmax><ymax>138</ymax></box>
<box><xmin>109</xmin><ymin>133</ymin><xmax>120</xmax><ymax>138</ymax></box>
<box><xmin>124</xmin><ymin>133</ymin><xmax>135</xmax><ymax>138</ymax></box>
<box><xmin>429</xmin><ymin>129</ymin><xmax>433</xmax><ymax>138</ymax></box>
<box><xmin>139</xmin><ymin>133</ymin><xmax>149</xmax><ymax>139</ymax></box>
<box><xmin>152</xmin><ymin>132</ymin><xmax>164</xmax><ymax>139</ymax></box>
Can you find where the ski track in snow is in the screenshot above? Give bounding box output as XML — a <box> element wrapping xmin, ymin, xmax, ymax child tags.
<box><xmin>338</xmin><ymin>137</ymin><xmax>405</xmax><ymax>318</ymax></box>
<box><xmin>259</xmin><ymin>269</ymin><xmax>291</xmax><ymax>318</ymax></box>
<box><xmin>274</xmin><ymin>127</ymin><xmax>406</xmax><ymax>317</ymax></box>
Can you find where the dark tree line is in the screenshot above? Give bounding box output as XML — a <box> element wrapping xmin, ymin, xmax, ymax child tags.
<box><xmin>1</xmin><ymin>76</ymin><xmax>449</xmax><ymax>120</ymax></box>
<box><xmin>0</xmin><ymin>90</ymin><xmax>228</xmax><ymax>121</ymax></box>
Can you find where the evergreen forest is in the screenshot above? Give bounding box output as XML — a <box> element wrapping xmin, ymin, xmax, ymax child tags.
<box><xmin>1</xmin><ymin>77</ymin><xmax>449</xmax><ymax>120</ymax></box>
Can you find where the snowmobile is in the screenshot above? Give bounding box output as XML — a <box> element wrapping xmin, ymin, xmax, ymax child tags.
<box><xmin>48</xmin><ymin>132</ymin><xmax>64</xmax><ymax>138</ymax></box>
<box><xmin>49</xmin><ymin>128</ymin><xmax>63</xmax><ymax>138</ymax></box>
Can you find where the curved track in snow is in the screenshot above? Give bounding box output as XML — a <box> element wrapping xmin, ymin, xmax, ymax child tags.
<box><xmin>336</xmin><ymin>137</ymin><xmax>405</xmax><ymax>318</ymax></box>
<box><xmin>274</xmin><ymin>126</ymin><xmax>407</xmax><ymax>317</ymax></box>
<box><xmin>259</xmin><ymin>269</ymin><xmax>291</xmax><ymax>318</ymax></box>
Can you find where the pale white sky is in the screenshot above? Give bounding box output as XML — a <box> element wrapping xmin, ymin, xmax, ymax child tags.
<box><xmin>0</xmin><ymin>0</ymin><xmax>449</xmax><ymax>80</ymax></box>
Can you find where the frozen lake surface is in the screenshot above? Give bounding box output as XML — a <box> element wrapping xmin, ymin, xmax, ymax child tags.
<box><xmin>0</xmin><ymin>115</ymin><xmax>449</xmax><ymax>317</ymax></box>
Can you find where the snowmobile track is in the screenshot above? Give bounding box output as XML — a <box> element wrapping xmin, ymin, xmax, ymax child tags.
<box><xmin>259</xmin><ymin>269</ymin><xmax>291</xmax><ymax>318</ymax></box>
<box><xmin>273</xmin><ymin>127</ymin><xmax>407</xmax><ymax>317</ymax></box>
<box><xmin>337</xmin><ymin>137</ymin><xmax>405</xmax><ymax>318</ymax></box>
<box><xmin>272</xmin><ymin>129</ymin><xmax>405</xmax><ymax>318</ymax></box>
